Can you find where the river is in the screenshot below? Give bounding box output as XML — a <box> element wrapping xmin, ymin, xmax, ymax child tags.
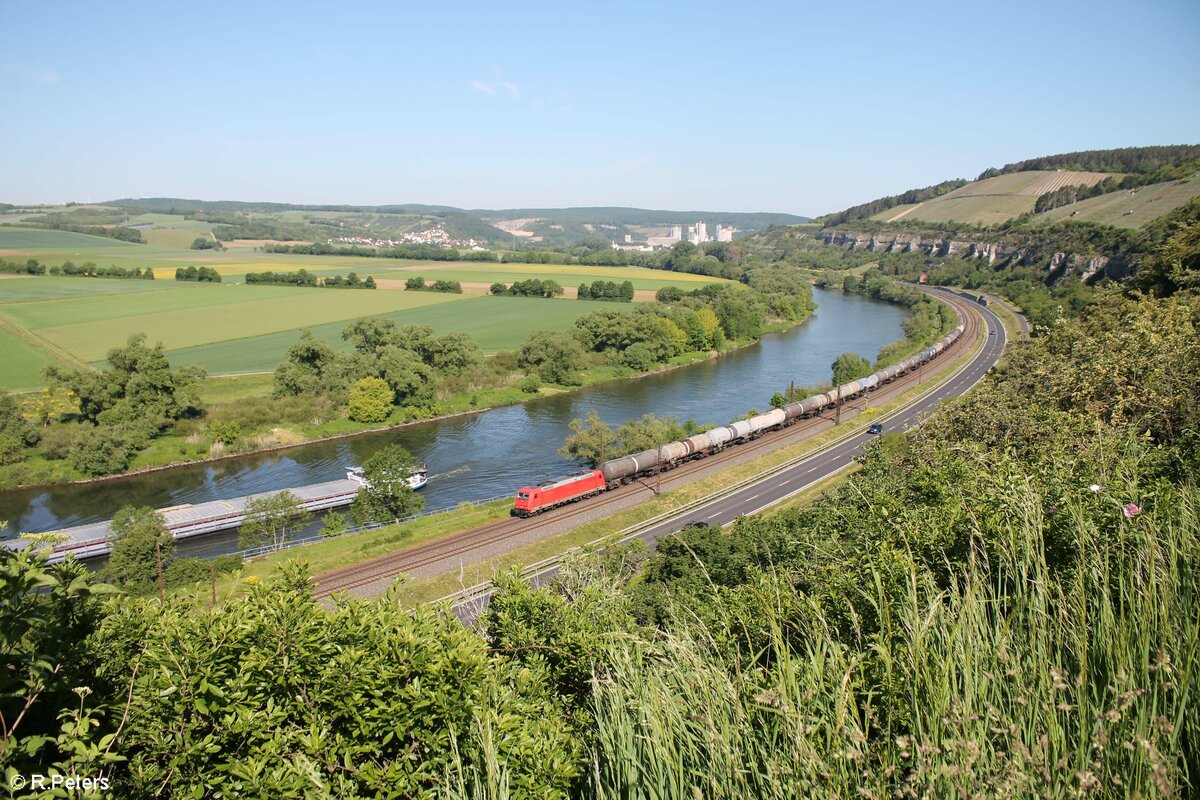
<box><xmin>0</xmin><ymin>287</ymin><xmax>908</xmax><ymax>555</ymax></box>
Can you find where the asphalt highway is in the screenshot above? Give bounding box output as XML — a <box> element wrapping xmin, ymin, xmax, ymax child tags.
<box><xmin>453</xmin><ymin>292</ymin><xmax>1009</xmax><ymax>623</ymax></box>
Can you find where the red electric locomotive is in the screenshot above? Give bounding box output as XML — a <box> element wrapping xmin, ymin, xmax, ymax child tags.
<box><xmin>512</xmin><ymin>470</ymin><xmax>607</xmax><ymax>517</ymax></box>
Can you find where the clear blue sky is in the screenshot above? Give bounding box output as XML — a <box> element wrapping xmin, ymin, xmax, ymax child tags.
<box><xmin>1</xmin><ymin>0</ymin><xmax>1197</xmax><ymax>216</ymax></box>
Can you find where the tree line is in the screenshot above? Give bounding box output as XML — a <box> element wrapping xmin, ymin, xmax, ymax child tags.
<box><xmin>838</xmin><ymin>269</ymin><xmax>958</xmax><ymax>365</ymax></box>
<box><xmin>263</xmin><ymin>238</ymin><xmax>750</xmax><ymax>280</ymax></box>
<box><xmin>405</xmin><ymin>276</ymin><xmax>463</xmax><ymax>293</ymax></box>
<box><xmin>489</xmin><ymin>278</ymin><xmax>564</xmax><ymax>298</ymax></box>
<box><xmin>979</xmin><ymin>143</ymin><xmax>1200</xmax><ymax>179</ymax></box>
<box><xmin>519</xmin><ymin>271</ymin><xmax>813</xmax><ymax>385</ymax></box>
<box><xmin>265</xmin><ymin>242</ymin><xmax>499</xmax><ymax>261</ymax></box>
<box><xmin>814</xmin><ymin>146</ymin><xmax>1200</xmax><ymax>231</ymax></box>
<box><xmin>0</xmin><ymin>258</ymin><xmax>154</xmax><ymax>279</ymax></box>
<box><xmin>244</xmin><ymin>269</ymin><xmax>376</xmax><ymax>288</ymax></box>
<box><xmin>16</xmin><ymin>220</ymin><xmax>145</xmax><ymax>243</ymax></box>
<box><xmin>817</xmin><ymin>178</ymin><xmax>969</xmax><ymax>226</ymax></box>
<box><xmin>1033</xmin><ymin>166</ymin><xmax>1199</xmax><ymax>213</ymax></box>
<box><xmin>175</xmin><ymin>266</ymin><xmax>221</xmax><ymax>282</ymax></box>
<box><xmin>267</xmin><ymin>268</ymin><xmax>812</xmax><ymax>422</ymax></box>
<box><xmin>577</xmin><ymin>279</ymin><xmax>634</xmax><ymax>301</ymax></box>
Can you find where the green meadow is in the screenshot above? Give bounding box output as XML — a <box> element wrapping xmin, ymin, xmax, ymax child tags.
<box><xmin>0</xmin><ymin>327</ymin><xmax>53</xmax><ymax>390</ymax></box>
<box><xmin>0</xmin><ymin>276</ymin><xmax>164</xmax><ymax>303</ymax></box>
<box><xmin>0</xmin><ymin>228</ymin><xmax>134</xmax><ymax>251</ymax></box>
<box><xmin>4</xmin><ymin>282</ymin><xmax>461</xmax><ymax>362</ymax></box>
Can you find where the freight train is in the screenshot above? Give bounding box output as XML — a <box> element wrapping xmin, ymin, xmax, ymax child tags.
<box><xmin>511</xmin><ymin>323</ymin><xmax>966</xmax><ymax>517</ymax></box>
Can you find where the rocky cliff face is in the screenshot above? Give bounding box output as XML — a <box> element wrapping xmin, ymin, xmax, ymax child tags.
<box><xmin>818</xmin><ymin>230</ymin><xmax>1022</xmax><ymax>263</ymax></box>
<box><xmin>818</xmin><ymin>229</ymin><xmax>1130</xmax><ymax>284</ymax></box>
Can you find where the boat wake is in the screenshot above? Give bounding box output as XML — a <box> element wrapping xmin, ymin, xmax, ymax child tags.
<box><xmin>427</xmin><ymin>465</ymin><xmax>470</xmax><ymax>482</ymax></box>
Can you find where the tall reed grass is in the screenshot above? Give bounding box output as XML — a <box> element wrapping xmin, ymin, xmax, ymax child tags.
<box><xmin>585</xmin><ymin>485</ymin><xmax>1198</xmax><ymax>798</ymax></box>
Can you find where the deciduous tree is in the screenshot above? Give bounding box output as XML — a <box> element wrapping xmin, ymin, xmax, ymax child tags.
<box><xmin>101</xmin><ymin>506</ymin><xmax>174</xmax><ymax>594</ymax></box>
<box><xmin>239</xmin><ymin>491</ymin><xmax>311</xmax><ymax>552</ymax></box>
<box><xmin>422</xmin><ymin>332</ymin><xmax>482</xmax><ymax>375</ymax></box>
<box><xmin>349</xmin><ymin>445</ymin><xmax>425</xmax><ymax>524</ymax></box>
<box><xmin>831</xmin><ymin>352</ymin><xmax>872</xmax><ymax>385</ymax></box>
<box><xmin>517</xmin><ymin>331</ymin><xmax>586</xmax><ymax>385</ymax></box>
<box><xmin>348</xmin><ymin>377</ymin><xmax>394</xmax><ymax>423</ymax></box>
<box><xmin>273</xmin><ymin>330</ymin><xmax>339</xmax><ymax>396</ymax></box>
<box><xmin>45</xmin><ymin>333</ymin><xmax>205</xmax><ymax>429</ymax></box>
<box><xmin>559</xmin><ymin>411</ymin><xmax>620</xmax><ymax>467</ymax></box>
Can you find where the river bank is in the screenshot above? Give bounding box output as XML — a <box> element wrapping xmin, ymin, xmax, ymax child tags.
<box><xmin>0</xmin><ymin>315</ymin><xmax>809</xmax><ymax>495</ymax></box>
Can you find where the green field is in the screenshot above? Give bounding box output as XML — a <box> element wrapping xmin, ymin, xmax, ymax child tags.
<box><xmin>0</xmin><ymin>327</ymin><xmax>53</xmax><ymax>390</ymax></box>
<box><xmin>869</xmin><ymin>170</ymin><xmax>1115</xmax><ymax>226</ymax></box>
<box><xmin>0</xmin><ymin>275</ymin><xmax>683</xmax><ymax>380</ymax></box>
<box><xmin>122</xmin><ymin>213</ymin><xmax>227</xmax><ymax>249</ymax></box>
<box><xmin>1035</xmin><ymin>174</ymin><xmax>1200</xmax><ymax>228</ymax></box>
<box><xmin>0</xmin><ymin>228</ymin><xmax>134</xmax><ymax>251</ymax></box>
<box><xmin>0</xmin><ymin>223</ymin><xmax>730</xmax><ymax>383</ymax></box>
<box><xmin>123</xmin><ymin>213</ymin><xmax>216</xmax><ymax>230</ymax></box>
<box><xmin>8</xmin><ymin>284</ymin><xmax>460</xmax><ymax>362</ymax></box>
<box><xmin>0</xmin><ymin>276</ymin><xmax>165</xmax><ymax>303</ymax></box>
<box><xmin>165</xmin><ymin>295</ymin><xmax>620</xmax><ymax>373</ymax></box>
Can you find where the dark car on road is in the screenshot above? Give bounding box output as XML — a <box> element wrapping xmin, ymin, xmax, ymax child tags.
<box><xmin>867</xmin><ymin>423</ymin><xmax>884</xmax><ymax>435</ymax></box>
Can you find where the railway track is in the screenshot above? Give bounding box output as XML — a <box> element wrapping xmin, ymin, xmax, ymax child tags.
<box><xmin>312</xmin><ymin>291</ymin><xmax>983</xmax><ymax>598</ymax></box>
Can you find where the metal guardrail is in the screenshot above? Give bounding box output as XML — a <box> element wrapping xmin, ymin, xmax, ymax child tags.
<box><xmin>231</xmin><ymin>494</ymin><xmax>512</xmax><ymax>560</ymax></box>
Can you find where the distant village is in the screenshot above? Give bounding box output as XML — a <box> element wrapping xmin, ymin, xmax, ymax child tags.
<box><xmin>327</xmin><ymin>227</ymin><xmax>487</xmax><ymax>249</ymax></box>
<box><xmin>328</xmin><ymin>220</ymin><xmax>739</xmax><ymax>252</ymax></box>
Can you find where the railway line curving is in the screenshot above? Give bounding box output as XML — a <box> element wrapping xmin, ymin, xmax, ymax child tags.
<box><xmin>313</xmin><ymin>289</ymin><xmax>1000</xmax><ymax>600</ymax></box>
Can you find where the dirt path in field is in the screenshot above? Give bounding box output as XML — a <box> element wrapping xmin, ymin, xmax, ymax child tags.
<box><xmin>0</xmin><ymin>313</ymin><xmax>93</xmax><ymax>371</ymax></box>
<box><xmin>883</xmin><ymin>204</ymin><xmax>923</xmax><ymax>222</ymax></box>
<box><xmin>220</xmin><ymin>239</ymin><xmax>313</xmax><ymax>250</ymax></box>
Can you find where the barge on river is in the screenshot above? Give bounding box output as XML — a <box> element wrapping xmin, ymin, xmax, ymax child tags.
<box><xmin>6</xmin><ymin>478</ymin><xmax>366</xmax><ymax>563</ymax></box>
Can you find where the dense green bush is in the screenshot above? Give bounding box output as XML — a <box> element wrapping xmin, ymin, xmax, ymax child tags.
<box><xmin>68</xmin><ymin>426</ymin><xmax>138</xmax><ymax>476</ymax></box>
<box><xmin>87</xmin><ymin>565</ymin><xmax>581</xmax><ymax>797</ymax></box>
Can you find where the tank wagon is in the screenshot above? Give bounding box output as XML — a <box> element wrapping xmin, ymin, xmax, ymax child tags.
<box><xmin>511</xmin><ymin>323</ymin><xmax>965</xmax><ymax>516</ymax></box>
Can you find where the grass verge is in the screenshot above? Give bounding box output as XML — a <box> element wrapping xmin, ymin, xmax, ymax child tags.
<box><xmin>982</xmin><ymin>293</ymin><xmax>1027</xmax><ymax>341</ymax></box>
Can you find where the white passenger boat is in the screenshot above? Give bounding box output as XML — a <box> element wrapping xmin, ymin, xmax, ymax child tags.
<box><xmin>346</xmin><ymin>463</ymin><xmax>429</xmax><ymax>491</ymax></box>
